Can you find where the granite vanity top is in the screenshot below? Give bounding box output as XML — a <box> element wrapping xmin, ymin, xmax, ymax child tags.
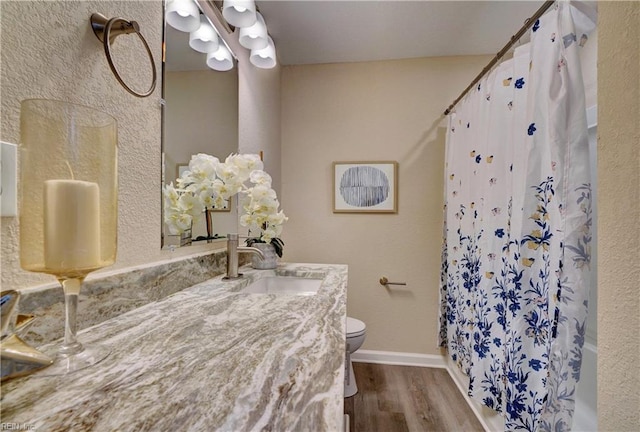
<box><xmin>1</xmin><ymin>263</ymin><xmax>348</xmax><ymax>432</ymax></box>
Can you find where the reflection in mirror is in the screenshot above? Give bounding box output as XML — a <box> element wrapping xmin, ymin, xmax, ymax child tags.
<box><xmin>162</xmin><ymin>21</ymin><xmax>239</xmax><ymax>248</ymax></box>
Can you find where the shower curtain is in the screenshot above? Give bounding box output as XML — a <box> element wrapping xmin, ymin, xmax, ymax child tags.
<box><xmin>439</xmin><ymin>2</ymin><xmax>595</xmax><ymax>431</ymax></box>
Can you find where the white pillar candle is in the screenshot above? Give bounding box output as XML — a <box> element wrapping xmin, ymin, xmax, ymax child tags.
<box><xmin>43</xmin><ymin>180</ymin><xmax>101</xmax><ymax>274</ymax></box>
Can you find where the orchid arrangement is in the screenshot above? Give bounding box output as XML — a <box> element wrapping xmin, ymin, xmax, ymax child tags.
<box><xmin>240</xmin><ymin>170</ymin><xmax>288</xmax><ymax>257</ymax></box>
<box><xmin>163</xmin><ymin>153</ymin><xmax>263</xmax><ymax>235</ymax></box>
<box><xmin>164</xmin><ymin>153</ymin><xmax>287</xmax><ymax>257</ymax></box>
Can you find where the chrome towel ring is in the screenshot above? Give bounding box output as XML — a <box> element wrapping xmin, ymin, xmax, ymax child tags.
<box><xmin>90</xmin><ymin>13</ymin><xmax>157</xmax><ymax>98</ymax></box>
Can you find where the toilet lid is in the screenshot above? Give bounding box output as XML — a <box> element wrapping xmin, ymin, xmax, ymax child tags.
<box><xmin>346</xmin><ymin>317</ymin><xmax>366</xmax><ymax>336</ymax></box>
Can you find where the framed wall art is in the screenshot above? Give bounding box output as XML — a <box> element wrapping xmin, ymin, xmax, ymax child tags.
<box><xmin>333</xmin><ymin>161</ymin><xmax>398</xmax><ymax>213</ymax></box>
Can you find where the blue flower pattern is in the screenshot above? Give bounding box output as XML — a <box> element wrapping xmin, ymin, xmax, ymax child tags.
<box><xmin>440</xmin><ymin>4</ymin><xmax>592</xmax><ymax>432</ymax></box>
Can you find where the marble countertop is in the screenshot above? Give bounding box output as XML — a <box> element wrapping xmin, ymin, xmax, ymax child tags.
<box><xmin>1</xmin><ymin>263</ymin><xmax>348</xmax><ymax>431</ymax></box>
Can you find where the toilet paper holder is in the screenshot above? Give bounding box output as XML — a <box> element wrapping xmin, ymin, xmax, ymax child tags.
<box><xmin>379</xmin><ymin>276</ymin><xmax>407</xmax><ymax>286</ymax></box>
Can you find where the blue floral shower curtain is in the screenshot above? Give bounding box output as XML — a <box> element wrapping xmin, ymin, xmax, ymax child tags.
<box><xmin>439</xmin><ymin>2</ymin><xmax>595</xmax><ymax>431</ymax></box>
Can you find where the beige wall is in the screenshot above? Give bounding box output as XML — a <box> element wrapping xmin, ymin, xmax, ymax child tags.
<box><xmin>164</xmin><ymin>70</ymin><xmax>239</xmax><ymax>238</ymax></box>
<box><xmin>237</xmin><ymin>50</ymin><xmax>282</xmax><ymax>196</ymax></box>
<box><xmin>280</xmin><ymin>56</ymin><xmax>490</xmax><ymax>354</ymax></box>
<box><xmin>598</xmin><ymin>2</ymin><xmax>640</xmax><ymax>430</ymax></box>
<box><xmin>164</xmin><ymin>70</ymin><xmax>238</xmax><ymax>184</ymax></box>
<box><xmin>0</xmin><ymin>1</ymin><xmax>281</xmax><ymax>290</ymax></box>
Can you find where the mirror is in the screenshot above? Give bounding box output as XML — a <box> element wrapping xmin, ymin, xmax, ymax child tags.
<box><xmin>161</xmin><ymin>20</ymin><xmax>239</xmax><ymax>248</ymax></box>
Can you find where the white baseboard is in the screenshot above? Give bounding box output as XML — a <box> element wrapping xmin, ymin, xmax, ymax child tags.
<box><xmin>350</xmin><ymin>349</ymin><xmax>447</xmax><ymax>368</ymax></box>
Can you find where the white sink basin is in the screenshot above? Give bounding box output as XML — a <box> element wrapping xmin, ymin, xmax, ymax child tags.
<box><xmin>241</xmin><ymin>276</ymin><xmax>322</xmax><ymax>295</ymax></box>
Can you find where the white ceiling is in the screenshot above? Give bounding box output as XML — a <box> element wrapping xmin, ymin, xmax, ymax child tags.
<box><xmin>257</xmin><ymin>1</ymin><xmax>544</xmax><ymax>65</ymax></box>
<box><xmin>165</xmin><ymin>1</ymin><xmax>546</xmax><ymax>70</ymax></box>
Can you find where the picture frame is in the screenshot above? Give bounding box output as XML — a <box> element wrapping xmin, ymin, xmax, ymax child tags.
<box><xmin>333</xmin><ymin>161</ymin><xmax>398</xmax><ymax>213</ymax></box>
<box><xmin>176</xmin><ymin>163</ymin><xmax>189</xmax><ymax>179</ymax></box>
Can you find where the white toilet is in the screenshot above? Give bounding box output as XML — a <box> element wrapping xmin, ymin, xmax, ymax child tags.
<box><xmin>345</xmin><ymin>317</ymin><xmax>366</xmax><ymax>398</ymax></box>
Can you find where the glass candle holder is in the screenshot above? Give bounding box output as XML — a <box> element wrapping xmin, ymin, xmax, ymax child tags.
<box><xmin>19</xmin><ymin>99</ymin><xmax>118</xmax><ymax>375</ymax></box>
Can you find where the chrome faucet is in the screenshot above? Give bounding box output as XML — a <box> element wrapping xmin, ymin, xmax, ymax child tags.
<box><xmin>225</xmin><ymin>233</ymin><xmax>265</xmax><ymax>279</ymax></box>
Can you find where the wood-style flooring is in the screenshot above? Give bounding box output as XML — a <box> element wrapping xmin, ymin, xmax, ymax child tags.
<box><xmin>344</xmin><ymin>363</ymin><xmax>485</xmax><ymax>432</ymax></box>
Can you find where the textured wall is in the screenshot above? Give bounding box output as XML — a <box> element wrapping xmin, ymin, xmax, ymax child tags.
<box><xmin>280</xmin><ymin>56</ymin><xmax>490</xmax><ymax>354</ymax></box>
<box><xmin>1</xmin><ymin>1</ymin><xmax>163</xmax><ymax>289</ymax></box>
<box><xmin>0</xmin><ymin>1</ymin><xmax>282</xmax><ymax>291</ymax></box>
<box><xmin>598</xmin><ymin>2</ymin><xmax>640</xmax><ymax>430</ymax></box>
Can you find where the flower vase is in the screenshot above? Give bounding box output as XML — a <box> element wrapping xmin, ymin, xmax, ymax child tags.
<box><xmin>251</xmin><ymin>242</ymin><xmax>278</xmax><ymax>269</ymax></box>
<box><xmin>19</xmin><ymin>99</ymin><xmax>117</xmax><ymax>375</ymax></box>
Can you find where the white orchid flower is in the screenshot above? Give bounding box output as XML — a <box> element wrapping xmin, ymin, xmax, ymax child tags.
<box><xmin>226</xmin><ymin>153</ymin><xmax>264</xmax><ymax>180</ymax></box>
<box><xmin>249</xmin><ymin>170</ymin><xmax>272</xmax><ymax>186</ymax></box>
<box><xmin>223</xmin><ymin>178</ymin><xmax>244</xmax><ymax>197</ymax></box>
<box><xmin>261</xmin><ymin>230</ymin><xmax>275</xmax><ymax>243</ymax></box>
<box><xmin>178</xmin><ymin>193</ymin><xmax>204</xmax><ymax>217</ymax></box>
<box><xmin>268</xmin><ymin>210</ymin><xmax>288</xmax><ymax>226</ymax></box>
<box><xmin>239</xmin><ymin>214</ymin><xmax>252</xmax><ymax>226</ymax></box>
<box><xmin>163</xmin><ymin>183</ymin><xmax>181</xmax><ymax>209</ymax></box>
<box><xmin>175</xmin><ymin>174</ymin><xmax>194</xmax><ymax>189</ymax></box>
<box><xmin>249</xmin><ymin>185</ymin><xmax>277</xmax><ymax>202</ymax></box>
<box><xmin>165</xmin><ymin>211</ymin><xmax>192</xmax><ymax>235</ymax></box>
<box><xmin>215</xmin><ymin>162</ymin><xmax>241</xmax><ymax>183</ymax></box>
<box><xmin>189</xmin><ymin>153</ymin><xmax>219</xmax><ymax>173</ymax></box>
<box><xmin>199</xmin><ymin>190</ymin><xmax>217</xmax><ymax>208</ymax></box>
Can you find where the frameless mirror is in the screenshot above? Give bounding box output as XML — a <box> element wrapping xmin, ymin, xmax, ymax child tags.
<box><xmin>161</xmin><ymin>19</ymin><xmax>239</xmax><ymax>248</ymax></box>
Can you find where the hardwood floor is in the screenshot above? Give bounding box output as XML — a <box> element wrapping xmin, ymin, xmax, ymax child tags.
<box><xmin>344</xmin><ymin>363</ymin><xmax>485</xmax><ymax>432</ymax></box>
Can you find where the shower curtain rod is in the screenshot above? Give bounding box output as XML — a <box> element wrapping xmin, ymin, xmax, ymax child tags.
<box><xmin>443</xmin><ymin>0</ymin><xmax>556</xmax><ymax>116</ymax></box>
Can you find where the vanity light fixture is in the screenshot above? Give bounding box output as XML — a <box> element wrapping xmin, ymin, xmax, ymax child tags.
<box><xmin>239</xmin><ymin>11</ymin><xmax>268</xmax><ymax>50</ymax></box>
<box><xmin>215</xmin><ymin>0</ymin><xmax>277</xmax><ymax>69</ymax></box>
<box><xmin>166</xmin><ymin>0</ymin><xmax>200</xmax><ymax>32</ymax></box>
<box><xmin>189</xmin><ymin>15</ymin><xmax>220</xmax><ymax>53</ymax></box>
<box><xmin>206</xmin><ymin>40</ymin><xmax>234</xmax><ymax>71</ymax></box>
<box><xmin>222</xmin><ymin>0</ymin><xmax>257</xmax><ymax>28</ymax></box>
<box><xmin>249</xmin><ymin>35</ymin><xmax>276</xmax><ymax>69</ymax></box>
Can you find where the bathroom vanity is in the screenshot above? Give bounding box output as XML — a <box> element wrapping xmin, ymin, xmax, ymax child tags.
<box><xmin>1</xmin><ymin>263</ymin><xmax>348</xmax><ymax>431</ymax></box>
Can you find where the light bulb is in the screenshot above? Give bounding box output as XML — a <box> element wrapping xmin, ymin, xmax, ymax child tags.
<box><xmin>249</xmin><ymin>36</ymin><xmax>276</xmax><ymax>69</ymax></box>
<box><xmin>239</xmin><ymin>12</ymin><xmax>268</xmax><ymax>50</ymax></box>
<box><xmin>166</xmin><ymin>0</ymin><xmax>199</xmax><ymax>32</ymax></box>
<box><xmin>189</xmin><ymin>15</ymin><xmax>220</xmax><ymax>53</ymax></box>
<box><xmin>222</xmin><ymin>0</ymin><xmax>257</xmax><ymax>28</ymax></box>
<box><xmin>207</xmin><ymin>44</ymin><xmax>234</xmax><ymax>71</ymax></box>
